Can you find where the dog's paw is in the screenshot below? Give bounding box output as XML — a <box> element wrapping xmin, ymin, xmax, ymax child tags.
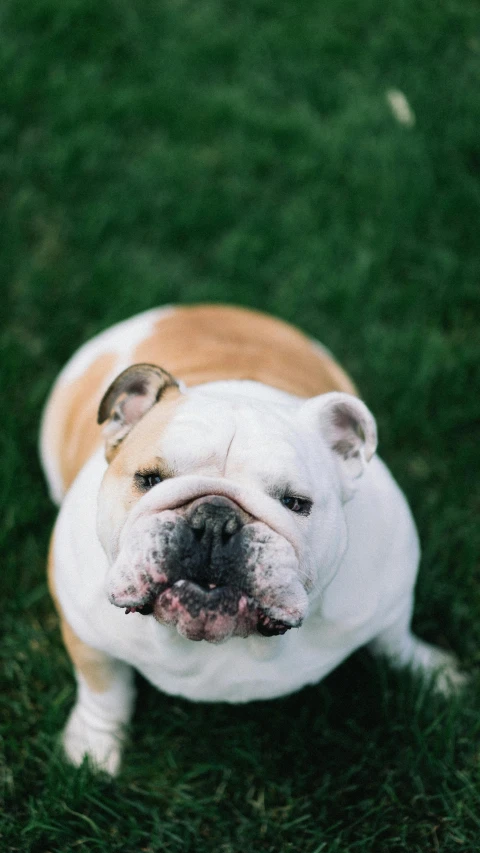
<box><xmin>62</xmin><ymin>705</ymin><xmax>125</xmax><ymax>776</ymax></box>
<box><xmin>409</xmin><ymin>640</ymin><xmax>467</xmax><ymax>696</ymax></box>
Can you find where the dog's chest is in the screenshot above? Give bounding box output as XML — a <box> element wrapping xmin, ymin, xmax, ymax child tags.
<box><xmin>103</xmin><ymin>609</ymin><xmax>377</xmax><ymax>704</ymax></box>
<box><xmin>53</xmin><ymin>421</ymin><xmax>417</xmax><ymax>707</ymax></box>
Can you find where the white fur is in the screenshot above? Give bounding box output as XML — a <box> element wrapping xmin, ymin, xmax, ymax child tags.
<box><xmin>52</xmin><ymin>440</ymin><xmax>420</xmax><ymax>706</ymax></box>
<box><xmin>44</xmin><ymin>314</ymin><xmax>463</xmax><ymax>774</ymax></box>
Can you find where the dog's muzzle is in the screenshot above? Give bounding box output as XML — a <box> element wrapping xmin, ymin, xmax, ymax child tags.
<box><xmin>107</xmin><ymin>495</ymin><xmax>304</xmax><ymax>643</ymax></box>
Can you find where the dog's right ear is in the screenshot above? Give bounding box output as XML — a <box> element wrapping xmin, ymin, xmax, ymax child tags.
<box><xmin>98</xmin><ymin>364</ymin><xmax>180</xmax><ymax>461</ymax></box>
<box><xmin>299</xmin><ymin>391</ymin><xmax>377</xmax><ymax>501</ymax></box>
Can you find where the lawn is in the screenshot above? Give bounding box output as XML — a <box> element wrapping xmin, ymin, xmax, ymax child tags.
<box><xmin>1</xmin><ymin>0</ymin><xmax>480</xmax><ymax>850</ymax></box>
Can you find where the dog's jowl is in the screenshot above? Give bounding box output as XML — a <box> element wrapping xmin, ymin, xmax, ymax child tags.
<box><xmin>40</xmin><ymin>304</ymin><xmax>463</xmax><ymax>775</ymax></box>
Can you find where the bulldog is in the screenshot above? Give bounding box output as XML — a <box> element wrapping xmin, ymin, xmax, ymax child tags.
<box><xmin>40</xmin><ymin>304</ymin><xmax>462</xmax><ymax>775</ymax></box>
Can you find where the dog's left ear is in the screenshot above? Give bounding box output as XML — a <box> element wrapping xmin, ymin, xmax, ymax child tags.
<box><xmin>98</xmin><ymin>363</ymin><xmax>180</xmax><ymax>461</ymax></box>
<box><xmin>300</xmin><ymin>392</ymin><xmax>377</xmax><ymax>496</ymax></box>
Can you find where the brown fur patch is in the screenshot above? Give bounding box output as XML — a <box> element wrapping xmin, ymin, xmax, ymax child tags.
<box><xmin>60</xmin><ymin>620</ymin><xmax>114</xmax><ymax>693</ymax></box>
<box><xmin>45</xmin><ymin>306</ymin><xmax>357</xmax><ymax>498</ymax></box>
<box><xmin>46</xmin><ymin>352</ymin><xmax>118</xmax><ymax>493</ymax></box>
<box><xmin>99</xmin><ymin>365</ymin><xmax>181</xmax><ymax>463</ymax></box>
<box><xmin>47</xmin><ymin>531</ymin><xmax>113</xmax><ymax>693</ymax></box>
<box><xmin>134</xmin><ymin>305</ymin><xmax>357</xmax><ymax>398</ymax></box>
<box><xmin>108</xmin><ymin>387</ymin><xmax>184</xmax><ymax>483</ymax></box>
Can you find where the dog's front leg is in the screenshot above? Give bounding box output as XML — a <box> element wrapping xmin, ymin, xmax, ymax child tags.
<box><xmin>48</xmin><ymin>531</ymin><xmax>135</xmax><ymax>774</ymax></box>
<box><xmin>60</xmin><ymin>619</ymin><xmax>135</xmax><ymax>775</ymax></box>
<box><xmin>368</xmin><ymin>596</ymin><xmax>466</xmax><ymax>695</ymax></box>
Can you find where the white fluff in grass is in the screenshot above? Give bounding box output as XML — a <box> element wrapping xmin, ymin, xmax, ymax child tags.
<box><xmin>386</xmin><ymin>89</ymin><xmax>416</xmax><ymax>127</ymax></box>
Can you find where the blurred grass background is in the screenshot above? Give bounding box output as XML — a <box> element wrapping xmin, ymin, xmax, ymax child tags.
<box><xmin>1</xmin><ymin>0</ymin><xmax>480</xmax><ymax>850</ymax></box>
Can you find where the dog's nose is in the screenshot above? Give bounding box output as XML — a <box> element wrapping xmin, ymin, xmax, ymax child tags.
<box><xmin>188</xmin><ymin>497</ymin><xmax>242</xmax><ymax>545</ymax></box>
<box><xmin>172</xmin><ymin>496</ymin><xmax>249</xmax><ymax>589</ymax></box>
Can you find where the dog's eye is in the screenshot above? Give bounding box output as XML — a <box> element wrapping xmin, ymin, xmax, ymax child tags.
<box><xmin>135</xmin><ymin>472</ymin><xmax>162</xmax><ymax>491</ymax></box>
<box><xmin>280</xmin><ymin>496</ymin><xmax>312</xmax><ymax>516</ymax></box>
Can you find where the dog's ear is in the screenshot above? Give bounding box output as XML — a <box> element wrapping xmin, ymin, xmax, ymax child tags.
<box><xmin>98</xmin><ymin>363</ymin><xmax>180</xmax><ymax>461</ymax></box>
<box><xmin>300</xmin><ymin>392</ymin><xmax>377</xmax><ymax>499</ymax></box>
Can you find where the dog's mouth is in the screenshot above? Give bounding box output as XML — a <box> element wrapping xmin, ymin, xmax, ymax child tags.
<box><xmin>122</xmin><ymin>579</ymin><xmax>294</xmax><ymax>642</ymax></box>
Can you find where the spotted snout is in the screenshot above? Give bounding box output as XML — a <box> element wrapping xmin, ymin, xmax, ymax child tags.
<box><xmin>106</xmin><ymin>494</ymin><xmax>308</xmax><ymax>642</ymax></box>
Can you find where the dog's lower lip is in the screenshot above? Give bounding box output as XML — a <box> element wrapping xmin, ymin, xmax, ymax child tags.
<box><xmin>123</xmin><ymin>581</ymin><xmax>293</xmax><ymax>637</ymax></box>
<box><xmin>256</xmin><ymin>612</ymin><xmax>292</xmax><ymax>636</ymax></box>
<box><xmin>123</xmin><ymin>582</ymin><xmax>170</xmax><ymax>615</ymax></box>
<box><xmin>123</xmin><ymin>580</ymin><xmax>222</xmax><ymax>615</ymax></box>
<box><xmin>125</xmin><ymin>602</ymin><xmax>154</xmax><ymax>615</ymax></box>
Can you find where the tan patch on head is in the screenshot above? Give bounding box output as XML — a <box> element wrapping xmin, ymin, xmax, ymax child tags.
<box><xmin>98</xmin><ymin>389</ymin><xmax>185</xmax><ymax>530</ymax></box>
<box><xmin>107</xmin><ymin>386</ymin><xmax>184</xmax><ymax>485</ymax></box>
<box><xmin>98</xmin><ymin>364</ymin><xmax>181</xmax><ymax>463</ymax></box>
<box><xmin>47</xmin><ymin>529</ymin><xmax>114</xmax><ymax>693</ymax></box>
<box><xmin>134</xmin><ymin>305</ymin><xmax>357</xmax><ymax>398</ymax></box>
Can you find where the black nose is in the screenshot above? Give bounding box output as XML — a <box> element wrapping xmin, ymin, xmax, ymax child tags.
<box><xmin>188</xmin><ymin>497</ymin><xmax>242</xmax><ymax>545</ymax></box>
<box><xmin>169</xmin><ymin>496</ymin><xmax>246</xmax><ymax>589</ymax></box>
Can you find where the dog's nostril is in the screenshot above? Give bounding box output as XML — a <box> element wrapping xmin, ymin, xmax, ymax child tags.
<box><xmin>191</xmin><ymin>515</ymin><xmax>206</xmax><ymax>539</ymax></box>
<box><xmin>196</xmin><ymin>581</ymin><xmax>220</xmax><ymax>592</ymax></box>
<box><xmin>222</xmin><ymin>515</ymin><xmax>240</xmax><ymax>542</ymax></box>
<box><xmin>189</xmin><ymin>501</ymin><xmax>242</xmax><ymax>545</ymax></box>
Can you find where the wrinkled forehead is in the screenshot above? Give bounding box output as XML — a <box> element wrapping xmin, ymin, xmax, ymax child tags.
<box><xmin>116</xmin><ymin>389</ymin><xmax>311</xmax><ymax>485</ymax></box>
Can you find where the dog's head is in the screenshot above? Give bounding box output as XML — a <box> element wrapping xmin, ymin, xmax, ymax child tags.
<box><xmin>96</xmin><ymin>364</ymin><xmax>377</xmax><ymax>643</ymax></box>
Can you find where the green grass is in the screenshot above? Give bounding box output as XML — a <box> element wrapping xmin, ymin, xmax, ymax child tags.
<box><xmin>1</xmin><ymin>0</ymin><xmax>480</xmax><ymax>850</ymax></box>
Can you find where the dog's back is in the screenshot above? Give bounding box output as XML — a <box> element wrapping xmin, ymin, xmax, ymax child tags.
<box><xmin>40</xmin><ymin>304</ymin><xmax>356</xmax><ymax>504</ymax></box>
